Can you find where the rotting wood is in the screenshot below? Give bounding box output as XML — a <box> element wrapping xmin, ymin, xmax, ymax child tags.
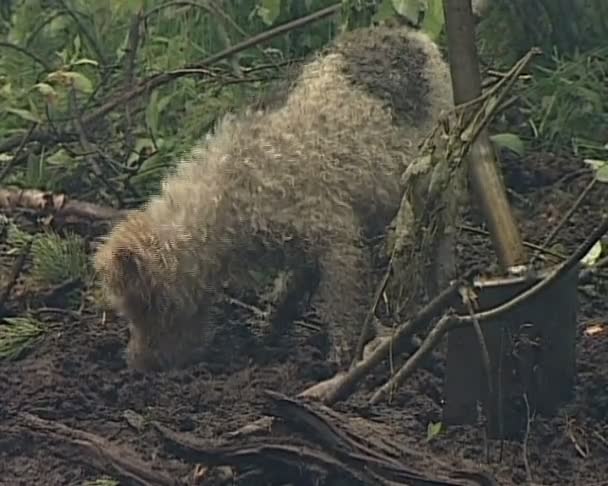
<box><xmin>153</xmin><ymin>391</ymin><xmax>498</xmax><ymax>486</ymax></box>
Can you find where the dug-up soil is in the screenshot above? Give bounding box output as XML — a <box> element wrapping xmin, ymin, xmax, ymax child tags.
<box><xmin>1</xmin><ymin>150</ymin><xmax>607</xmax><ymax>486</ymax></box>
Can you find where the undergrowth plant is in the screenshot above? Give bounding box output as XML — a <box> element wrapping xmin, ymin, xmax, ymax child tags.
<box><xmin>30</xmin><ymin>231</ymin><xmax>90</xmax><ymax>285</ymax></box>
<box><xmin>476</xmin><ymin>0</ymin><xmax>608</xmax><ymax>158</ymax></box>
<box><xmin>5</xmin><ymin>221</ymin><xmax>91</xmax><ymax>306</ymax></box>
<box><xmin>0</xmin><ymin>316</ymin><xmax>45</xmax><ymax>360</ymax></box>
<box><xmin>0</xmin><ymin>0</ymin><xmax>338</xmax><ymax>202</ymax></box>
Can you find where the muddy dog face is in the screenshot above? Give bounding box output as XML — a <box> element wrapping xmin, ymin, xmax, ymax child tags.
<box><xmin>94</xmin><ymin>210</ymin><xmax>216</xmax><ymax>371</ymax></box>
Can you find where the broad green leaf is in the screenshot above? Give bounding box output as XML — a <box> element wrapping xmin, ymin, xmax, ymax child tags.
<box><xmin>73</xmin><ymin>35</ymin><xmax>81</xmax><ymax>58</ymax></box>
<box><xmin>258</xmin><ymin>0</ymin><xmax>282</xmax><ymax>26</ymax></box>
<box><xmin>421</xmin><ymin>0</ymin><xmax>444</xmax><ymax>40</ymax></box>
<box><xmin>596</xmin><ymin>165</ymin><xmax>608</xmax><ymax>183</ymax></box>
<box><xmin>581</xmin><ymin>240</ymin><xmax>602</xmax><ymax>267</ymax></box>
<box><xmin>33</xmin><ymin>83</ymin><xmax>57</xmax><ymax>97</ymax></box>
<box><xmin>32</xmin><ymin>83</ymin><xmax>58</xmax><ymax>105</ymax></box>
<box><xmin>584</xmin><ymin>158</ymin><xmax>606</xmax><ymax>171</ymax></box>
<box><xmin>373</xmin><ymin>0</ymin><xmax>398</xmax><ymax>22</ymax></box>
<box><xmin>48</xmin><ymin>71</ymin><xmax>94</xmax><ymax>94</ymax></box>
<box><xmin>65</xmin><ymin>72</ymin><xmax>94</xmax><ymax>94</ymax></box>
<box><xmin>392</xmin><ymin>0</ymin><xmax>425</xmax><ymax>23</ymax></box>
<box><xmin>426</xmin><ymin>421</ymin><xmax>442</xmax><ymax>441</ymax></box>
<box><xmin>5</xmin><ymin>107</ymin><xmax>41</xmax><ymax>123</ymax></box>
<box><xmin>490</xmin><ymin>133</ymin><xmax>526</xmax><ymax>156</ymax></box>
<box><xmin>584</xmin><ymin>159</ymin><xmax>608</xmax><ymax>182</ymax></box>
<box><xmin>0</xmin><ymin>81</ymin><xmax>12</xmax><ymax>97</ymax></box>
<box><xmin>46</xmin><ymin>148</ymin><xmax>74</xmax><ymax>166</ymax></box>
<box><xmin>72</xmin><ymin>58</ymin><xmax>100</xmax><ymax>67</ymax></box>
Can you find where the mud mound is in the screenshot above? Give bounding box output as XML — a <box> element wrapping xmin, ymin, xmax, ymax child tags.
<box><xmin>1</xmin><ymin>150</ymin><xmax>607</xmax><ymax>485</ymax></box>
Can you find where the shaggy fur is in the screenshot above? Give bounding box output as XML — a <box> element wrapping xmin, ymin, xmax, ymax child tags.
<box><xmin>94</xmin><ymin>25</ymin><xmax>453</xmax><ymax>372</ymax></box>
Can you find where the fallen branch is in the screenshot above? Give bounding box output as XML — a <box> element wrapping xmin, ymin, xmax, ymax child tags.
<box><xmin>154</xmin><ymin>391</ymin><xmax>497</xmax><ymax>486</ymax></box>
<box><xmin>18</xmin><ymin>412</ymin><xmax>180</xmax><ymax>486</ymax></box>
<box><xmin>300</xmin><ymin>270</ymin><xmax>477</xmax><ymax>405</ymax></box>
<box><xmin>0</xmin><ymin>187</ymin><xmax>126</xmax><ymax>221</ymax></box>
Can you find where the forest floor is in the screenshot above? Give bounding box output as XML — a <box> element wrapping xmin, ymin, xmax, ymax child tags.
<box><xmin>1</xmin><ymin>150</ymin><xmax>607</xmax><ymax>486</ymax></box>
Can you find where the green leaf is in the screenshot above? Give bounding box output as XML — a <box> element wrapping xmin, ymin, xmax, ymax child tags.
<box><xmin>584</xmin><ymin>159</ymin><xmax>608</xmax><ymax>183</ymax></box>
<box><xmin>373</xmin><ymin>0</ymin><xmax>398</xmax><ymax>22</ymax></box>
<box><xmin>0</xmin><ymin>316</ymin><xmax>45</xmax><ymax>361</ymax></box>
<box><xmin>33</xmin><ymin>83</ymin><xmax>57</xmax><ymax>97</ymax></box>
<box><xmin>392</xmin><ymin>0</ymin><xmax>424</xmax><ymax>22</ymax></box>
<box><xmin>47</xmin><ymin>70</ymin><xmax>94</xmax><ymax>94</ymax></box>
<box><xmin>46</xmin><ymin>148</ymin><xmax>74</xmax><ymax>167</ymax></box>
<box><xmin>65</xmin><ymin>72</ymin><xmax>94</xmax><ymax>94</ymax></box>
<box><xmin>426</xmin><ymin>421</ymin><xmax>442</xmax><ymax>441</ymax></box>
<box><xmin>258</xmin><ymin>0</ymin><xmax>282</xmax><ymax>26</ymax></box>
<box><xmin>72</xmin><ymin>58</ymin><xmax>100</xmax><ymax>67</ymax></box>
<box><xmin>421</xmin><ymin>0</ymin><xmax>444</xmax><ymax>40</ymax></box>
<box><xmin>490</xmin><ymin>133</ymin><xmax>526</xmax><ymax>156</ymax></box>
<box><xmin>5</xmin><ymin>107</ymin><xmax>41</xmax><ymax>123</ymax></box>
<box><xmin>596</xmin><ymin>165</ymin><xmax>608</xmax><ymax>183</ymax></box>
<box><xmin>581</xmin><ymin>240</ymin><xmax>603</xmax><ymax>267</ymax></box>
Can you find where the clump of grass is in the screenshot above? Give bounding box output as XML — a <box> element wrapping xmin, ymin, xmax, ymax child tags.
<box><xmin>5</xmin><ymin>221</ymin><xmax>34</xmax><ymax>251</ymax></box>
<box><xmin>0</xmin><ymin>316</ymin><xmax>45</xmax><ymax>360</ymax></box>
<box><xmin>521</xmin><ymin>47</ymin><xmax>608</xmax><ymax>157</ymax></box>
<box><xmin>30</xmin><ymin>231</ymin><xmax>91</xmax><ymax>286</ymax></box>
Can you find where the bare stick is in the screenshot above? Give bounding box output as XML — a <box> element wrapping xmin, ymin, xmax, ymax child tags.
<box><xmin>318</xmin><ymin>272</ymin><xmax>476</xmax><ymax>405</ymax></box>
<box><xmin>531</xmin><ymin>176</ymin><xmax>597</xmax><ymax>264</ymax></box>
<box><xmin>370</xmin><ymin>314</ymin><xmax>454</xmax><ymax>405</ymax></box>
<box><xmin>0</xmin><ymin>187</ymin><xmax>126</xmax><ymax>221</ymax></box>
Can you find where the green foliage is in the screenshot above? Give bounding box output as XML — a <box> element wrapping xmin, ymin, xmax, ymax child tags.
<box><xmin>5</xmin><ymin>220</ymin><xmax>34</xmax><ymax>250</ymax></box>
<box><xmin>426</xmin><ymin>420</ymin><xmax>442</xmax><ymax>441</ymax></box>
<box><xmin>1</xmin><ymin>0</ymin><xmax>606</xmax><ymax>204</ymax></box>
<box><xmin>30</xmin><ymin>231</ymin><xmax>91</xmax><ymax>286</ymax></box>
<box><xmin>0</xmin><ymin>0</ymin><xmax>339</xmax><ymax>202</ymax></box>
<box><xmin>0</xmin><ymin>316</ymin><xmax>45</xmax><ymax>361</ymax></box>
<box><xmin>475</xmin><ymin>0</ymin><xmax>608</xmax><ymax>158</ymax></box>
<box><xmin>490</xmin><ymin>133</ymin><xmax>526</xmax><ymax>157</ymax></box>
<box><xmin>581</xmin><ymin>240</ymin><xmax>603</xmax><ymax>267</ymax></box>
<box><xmin>585</xmin><ymin>158</ymin><xmax>608</xmax><ymax>184</ymax></box>
<box><xmin>520</xmin><ymin>47</ymin><xmax>608</xmax><ymax>157</ymax></box>
<box><xmin>477</xmin><ymin>0</ymin><xmax>608</xmax><ymax>64</ymax></box>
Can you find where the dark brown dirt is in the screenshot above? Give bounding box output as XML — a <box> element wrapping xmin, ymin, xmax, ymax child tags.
<box><xmin>1</xmin><ymin>150</ymin><xmax>608</xmax><ymax>486</ymax></box>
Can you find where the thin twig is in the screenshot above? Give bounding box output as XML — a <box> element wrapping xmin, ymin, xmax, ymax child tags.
<box><xmin>522</xmin><ymin>394</ymin><xmax>534</xmax><ymax>484</ymax></box>
<box><xmin>370</xmin><ymin>215</ymin><xmax>608</xmax><ymax>404</ymax></box>
<box><xmin>459</xmin><ymin>224</ymin><xmax>565</xmax><ymax>261</ymax></box>
<box><xmin>0</xmin><ymin>3</ymin><xmax>341</xmax><ymax>154</ymax></box>
<box><xmin>531</xmin><ymin>176</ymin><xmax>597</xmax><ymax>264</ymax></box>
<box><xmin>464</xmin><ymin>287</ymin><xmax>494</xmax><ymax>463</ymax></box>
<box><xmin>0</xmin><ymin>123</ymin><xmax>37</xmax><ymax>184</ymax></box>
